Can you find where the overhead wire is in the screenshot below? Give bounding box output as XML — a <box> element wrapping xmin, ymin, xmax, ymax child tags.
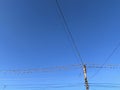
<box><xmin>2</xmin><ymin>82</ymin><xmax>120</xmax><ymax>89</ymax></box>
<box><xmin>87</xmin><ymin>83</ymin><xmax>120</xmax><ymax>88</ymax></box>
<box><xmin>0</xmin><ymin>64</ymin><xmax>82</xmax><ymax>74</ymax></box>
<box><xmin>0</xmin><ymin>64</ymin><xmax>120</xmax><ymax>74</ymax></box>
<box><xmin>0</xmin><ymin>83</ymin><xmax>82</xmax><ymax>89</ymax></box>
<box><xmin>55</xmin><ymin>1</ymin><xmax>120</xmax><ymax>89</ymax></box>
<box><xmin>89</xmin><ymin>83</ymin><xmax>120</xmax><ymax>88</ymax></box>
<box><xmin>90</xmin><ymin>42</ymin><xmax>120</xmax><ymax>79</ymax></box>
<box><xmin>90</xmin><ymin>85</ymin><xmax>120</xmax><ymax>88</ymax></box>
<box><xmin>89</xmin><ymin>83</ymin><xmax>120</xmax><ymax>85</ymax></box>
<box><xmin>2</xmin><ymin>82</ymin><xmax>120</xmax><ymax>86</ymax></box>
<box><xmin>55</xmin><ymin>0</ymin><xmax>84</xmax><ymax>65</ymax></box>
<box><xmin>86</xmin><ymin>64</ymin><xmax>120</xmax><ymax>69</ymax></box>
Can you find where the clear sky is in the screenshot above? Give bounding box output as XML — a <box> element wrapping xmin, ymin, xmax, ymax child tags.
<box><xmin>0</xmin><ymin>0</ymin><xmax>120</xmax><ymax>90</ymax></box>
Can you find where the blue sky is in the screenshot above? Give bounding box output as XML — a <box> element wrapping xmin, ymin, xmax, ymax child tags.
<box><xmin>0</xmin><ymin>0</ymin><xmax>120</xmax><ymax>90</ymax></box>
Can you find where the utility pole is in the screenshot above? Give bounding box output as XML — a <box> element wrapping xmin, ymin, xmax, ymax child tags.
<box><xmin>83</xmin><ymin>65</ymin><xmax>89</xmax><ymax>90</ymax></box>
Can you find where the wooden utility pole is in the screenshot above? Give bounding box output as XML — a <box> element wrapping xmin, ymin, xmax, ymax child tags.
<box><xmin>83</xmin><ymin>65</ymin><xmax>89</xmax><ymax>90</ymax></box>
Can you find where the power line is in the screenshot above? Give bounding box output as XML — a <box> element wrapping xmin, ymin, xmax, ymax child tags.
<box><xmin>89</xmin><ymin>83</ymin><xmax>120</xmax><ymax>88</ymax></box>
<box><xmin>89</xmin><ymin>83</ymin><xmax>120</xmax><ymax>85</ymax></box>
<box><xmin>55</xmin><ymin>0</ymin><xmax>84</xmax><ymax>65</ymax></box>
<box><xmin>0</xmin><ymin>83</ymin><xmax>80</xmax><ymax>87</ymax></box>
<box><xmin>0</xmin><ymin>64</ymin><xmax>120</xmax><ymax>74</ymax></box>
<box><xmin>2</xmin><ymin>82</ymin><xmax>120</xmax><ymax>86</ymax></box>
<box><xmin>90</xmin><ymin>42</ymin><xmax>120</xmax><ymax>79</ymax></box>
<box><xmin>55</xmin><ymin>1</ymin><xmax>89</xmax><ymax>89</ymax></box>
<box><xmin>86</xmin><ymin>64</ymin><xmax>120</xmax><ymax>69</ymax></box>
<box><xmin>90</xmin><ymin>85</ymin><xmax>120</xmax><ymax>88</ymax></box>
<box><xmin>0</xmin><ymin>83</ymin><xmax>81</xmax><ymax>89</ymax></box>
<box><xmin>0</xmin><ymin>64</ymin><xmax>81</xmax><ymax>73</ymax></box>
<box><xmin>2</xmin><ymin>82</ymin><xmax>120</xmax><ymax>89</ymax></box>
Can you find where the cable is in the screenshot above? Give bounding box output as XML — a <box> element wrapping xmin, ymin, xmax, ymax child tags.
<box><xmin>89</xmin><ymin>83</ymin><xmax>120</xmax><ymax>85</ymax></box>
<box><xmin>55</xmin><ymin>0</ymin><xmax>84</xmax><ymax>65</ymax></box>
<box><xmin>2</xmin><ymin>82</ymin><xmax>120</xmax><ymax>89</ymax></box>
<box><xmin>90</xmin><ymin>42</ymin><xmax>120</xmax><ymax>79</ymax></box>
<box><xmin>0</xmin><ymin>64</ymin><xmax>120</xmax><ymax>74</ymax></box>
<box><xmin>2</xmin><ymin>82</ymin><xmax>120</xmax><ymax>87</ymax></box>
<box><xmin>0</xmin><ymin>64</ymin><xmax>82</xmax><ymax>74</ymax></box>
<box><xmin>0</xmin><ymin>83</ymin><xmax>82</xmax><ymax>89</ymax></box>
<box><xmin>9</xmin><ymin>85</ymin><xmax>80</xmax><ymax>89</ymax></box>
<box><xmin>86</xmin><ymin>64</ymin><xmax>120</xmax><ymax>69</ymax></box>
<box><xmin>89</xmin><ymin>83</ymin><xmax>120</xmax><ymax>88</ymax></box>
<box><xmin>90</xmin><ymin>85</ymin><xmax>120</xmax><ymax>88</ymax></box>
<box><xmin>0</xmin><ymin>83</ymin><xmax>81</xmax><ymax>86</ymax></box>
